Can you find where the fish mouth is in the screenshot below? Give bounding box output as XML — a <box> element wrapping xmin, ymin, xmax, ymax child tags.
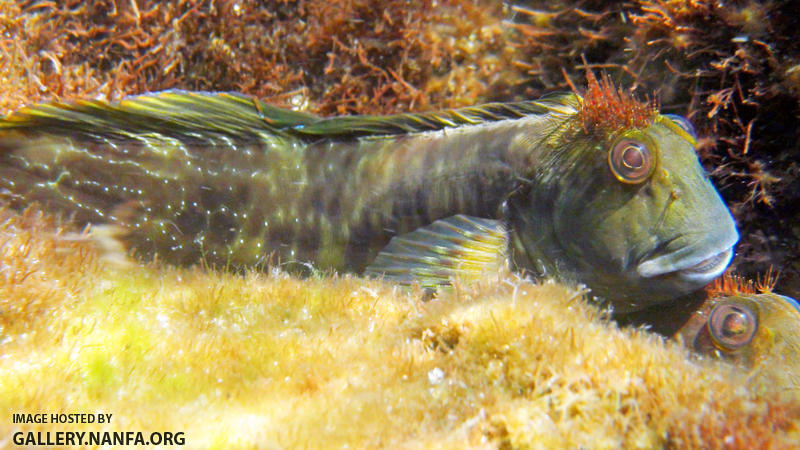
<box><xmin>637</xmin><ymin>244</ymin><xmax>734</xmax><ymax>281</ymax></box>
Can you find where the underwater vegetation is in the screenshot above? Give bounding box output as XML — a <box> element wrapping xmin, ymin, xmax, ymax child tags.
<box><xmin>0</xmin><ymin>0</ymin><xmax>513</xmax><ymax>114</ymax></box>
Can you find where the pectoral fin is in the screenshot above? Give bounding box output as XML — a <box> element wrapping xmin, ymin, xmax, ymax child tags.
<box><xmin>365</xmin><ymin>215</ymin><xmax>508</xmax><ymax>288</ymax></box>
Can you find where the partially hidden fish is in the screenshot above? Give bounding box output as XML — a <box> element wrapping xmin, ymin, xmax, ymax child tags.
<box><xmin>0</xmin><ymin>75</ymin><xmax>739</xmax><ymax>312</ymax></box>
<box><xmin>675</xmin><ymin>273</ymin><xmax>800</xmax><ymax>397</ymax></box>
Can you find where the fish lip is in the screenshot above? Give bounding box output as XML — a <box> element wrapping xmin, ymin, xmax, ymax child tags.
<box><xmin>636</xmin><ymin>240</ymin><xmax>735</xmax><ymax>279</ymax></box>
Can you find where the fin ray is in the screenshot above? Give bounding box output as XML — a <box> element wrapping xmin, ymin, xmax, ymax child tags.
<box><xmin>1</xmin><ymin>91</ymin><xmax>320</xmax><ymax>140</ymax></box>
<box><xmin>365</xmin><ymin>215</ymin><xmax>508</xmax><ymax>288</ymax></box>
<box><xmin>2</xmin><ymin>91</ymin><xmax>579</xmax><ymax>143</ymax></box>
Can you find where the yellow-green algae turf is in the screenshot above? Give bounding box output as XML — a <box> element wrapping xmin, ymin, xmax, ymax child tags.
<box><xmin>1</xmin><ymin>210</ymin><xmax>798</xmax><ymax>448</ymax></box>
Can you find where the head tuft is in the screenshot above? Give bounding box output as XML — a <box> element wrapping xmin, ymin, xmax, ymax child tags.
<box><xmin>578</xmin><ymin>71</ymin><xmax>657</xmax><ymax>135</ymax></box>
<box><xmin>706</xmin><ymin>269</ymin><xmax>777</xmax><ymax>297</ymax></box>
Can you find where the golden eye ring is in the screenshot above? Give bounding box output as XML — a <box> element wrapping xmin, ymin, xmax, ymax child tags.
<box><xmin>608</xmin><ymin>138</ymin><xmax>653</xmax><ymax>184</ymax></box>
<box><xmin>708</xmin><ymin>302</ymin><xmax>757</xmax><ymax>352</ymax></box>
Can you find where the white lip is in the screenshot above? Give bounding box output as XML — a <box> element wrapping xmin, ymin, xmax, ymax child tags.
<box><xmin>675</xmin><ymin>247</ymin><xmax>734</xmax><ymax>282</ymax></box>
<box><xmin>637</xmin><ymin>246</ymin><xmax>734</xmax><ymax>279</ymax></box>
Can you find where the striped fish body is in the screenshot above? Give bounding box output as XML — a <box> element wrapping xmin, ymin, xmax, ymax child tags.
<box><xmin>0</xmin><ymin>86</ymin><xmax>738</xmax><ymax>312</ymax></box>
<box><xmin>0</xmin><ymin>92</ymin><xmax>570</xmax><ymax>273</ymax></box>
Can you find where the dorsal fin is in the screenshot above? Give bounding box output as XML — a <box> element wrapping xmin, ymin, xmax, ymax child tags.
<box><xmin>1</xmin><ymin>90</ymin><xmax>320</xmax><ymax>140</ymax></box>
<box><xmin>1</xmin><ymin>91</ymin><xmax>580</xmax><ymax>141</ymax></box>
<box><xmin>293</xmin><ymin>92</ymin><xmax>580</xmax><ymax>138</ymax></box>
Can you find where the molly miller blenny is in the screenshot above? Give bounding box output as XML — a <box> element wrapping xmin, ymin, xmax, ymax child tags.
<box><xmin>0</xmin><ymin>75</ymin><xmax>738</xmax><ymax>312</ymax></box>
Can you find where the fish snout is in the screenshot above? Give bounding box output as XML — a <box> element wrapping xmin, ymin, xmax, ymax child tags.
<box><xmin>636</xmin><ymin>229</ymin><xmax>738</xmax><ymax>285</ymax></box>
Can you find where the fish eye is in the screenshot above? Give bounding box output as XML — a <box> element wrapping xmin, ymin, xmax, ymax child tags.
<box><xmin>708</xmin><ymin>302</ymin><xmax>757</xmax><ymax>352</ymax></box>
<box><xmin>608</xmin><ymin>139</ymin><xmax>653</xmax><ymax>184</ymax></box>
<box><xmin>664</xmin><ymin>114</ymin><xmax>696</xmax><ymax>138</ymax></box>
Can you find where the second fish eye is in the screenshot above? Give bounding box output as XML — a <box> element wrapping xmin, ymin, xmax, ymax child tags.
<box><xmin>708</xmin><ymin>302</ymin><xmax>757</xmax><ymax>352</ymax></box>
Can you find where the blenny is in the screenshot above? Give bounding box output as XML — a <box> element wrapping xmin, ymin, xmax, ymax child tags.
<box><xmin>675</xmin><ymin>273</ymin><xmax>800</xmax><ymax>397</ymax></box>
<box><xmin>0</xmin><ymin>75</ymin><xmax>738</xmax><ymax>312</ymax></box>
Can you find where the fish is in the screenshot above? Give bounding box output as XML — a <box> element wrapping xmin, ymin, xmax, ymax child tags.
<box><xmin>0</xmin><ymin>74</ymin><xmax>738</xmax><ymax>312</ymax></box>
<box><xmin>674</xmin><ymin>273</ymin><xmax>800</xmax><ymax>397</ymax></box>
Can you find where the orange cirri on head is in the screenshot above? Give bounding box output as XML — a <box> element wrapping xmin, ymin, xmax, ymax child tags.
<box><xmin>706</xmin><ymin>268</ymin><xmax>778</xmax><ymax>297</ymax></box>
<box><xmin>577</xmin><ymin>71</ymin><xmax>657</xmax><ymax>135</ymax></box>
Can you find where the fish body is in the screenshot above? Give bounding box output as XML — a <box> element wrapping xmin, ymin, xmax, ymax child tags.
<box><xmin>0</xmin><ymin>78</ymin><xmax>738</xmax><ymax>312</ymax></box>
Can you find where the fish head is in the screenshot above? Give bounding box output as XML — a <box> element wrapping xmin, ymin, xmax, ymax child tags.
<box><xmin>548</xmin><ymin>113</ymin><xmax>738</xmax><ymax>311</ymax></box>
<box><xmin>676</xmin><ymin>292</ymin><xmax>800</xmax><ymax>397</ymax></box>
<box><xmin>510</xmin><ymin>84</ymin><xmax>738</xmax><ymax>312</ymax></box>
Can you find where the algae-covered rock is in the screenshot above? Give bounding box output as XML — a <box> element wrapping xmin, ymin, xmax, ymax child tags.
<box><xmin>0</xmin><ymin>208</ymin><xmax>798</xmax><ymax>447</ymax></box>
